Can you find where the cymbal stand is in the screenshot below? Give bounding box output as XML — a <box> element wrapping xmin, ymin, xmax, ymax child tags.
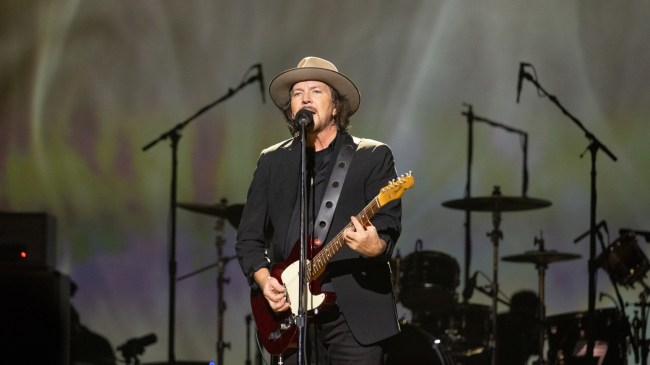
<box><xmin>487</xmin><ymin>186</ymin><xmax>503</xmax><ymax>365</ymax></box>
<box><xmin>178</xmin><ymin>200</ymin><xmax>234</xmax><ymax>364</ymax></box>
<box><xmin>635</xmin><ymin>284</ymin><xmax>650</xmax><ymax>365</ymax></box>
<box><xmin>532</xmin><ymin>234</ymin><xmax>547</xmax><ymax>365</ymax></box>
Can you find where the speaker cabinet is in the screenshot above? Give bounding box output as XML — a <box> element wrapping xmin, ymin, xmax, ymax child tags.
<box><xmin>0</xmin><ymin>267</ymin><xmax>70</xmax><ymax>365</ymax></box>
<box><xmin>0</xmin><ymin>212</ymin><xmax>56</xmax><ymax>267</ymax></box>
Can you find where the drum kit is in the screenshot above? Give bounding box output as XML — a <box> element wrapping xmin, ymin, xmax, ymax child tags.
<box><xmin>392</xmin><ymin>187</ymin><xmax>650</xmax><ymax>365</ymax></box>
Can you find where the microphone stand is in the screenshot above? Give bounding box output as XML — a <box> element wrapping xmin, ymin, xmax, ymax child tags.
<box><xmin>245</xmin><ymin>314</ymin><xmax>252</xmax><ymax>365</ymax></box>
<box><xmin>460</xmin><ymin>103</ymin><xmax>474</xmax><ymax>305</ymax></box>
<box><xmin>141</xmin><ymin>63</ymin><xmax>263</xmax><ymax>365</ymax></box>
<box><xmin>296</xmin><ymin>119</ymin><xmax>310</xmax><ymax>365</ymax></box>
<box><xmin>521</xmin><ymin>67</ymin><xmax>617</xmax><ymax>364</ymax></box>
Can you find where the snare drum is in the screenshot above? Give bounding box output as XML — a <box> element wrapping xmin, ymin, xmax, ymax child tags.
<box><xmin>599</xmin><ymin>234</ymin><xmax>649</xmax><ymax>287</ymax></box>
<box><xmin>399</xmin><ymin>250</ymin><xmax>460</xmax><ymax>313</ymax></box>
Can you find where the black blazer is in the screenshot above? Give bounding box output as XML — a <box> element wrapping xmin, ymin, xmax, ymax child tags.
<box><xmin>236</xmin><ymin>132</ymin><xmax>402</xmax><ymax>344</ymax></box>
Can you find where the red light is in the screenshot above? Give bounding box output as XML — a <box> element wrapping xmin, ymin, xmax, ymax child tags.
<box><xmin>20</xmin><ymin>251</ymin><xmax>27</xmax><ymax>259</ymax></box>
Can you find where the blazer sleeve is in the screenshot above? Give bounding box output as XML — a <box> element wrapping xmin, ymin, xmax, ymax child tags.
<box><xmin>235</xmin><ymin>150</ymin><xmax>273</xmax><ymax>289</ymax></box>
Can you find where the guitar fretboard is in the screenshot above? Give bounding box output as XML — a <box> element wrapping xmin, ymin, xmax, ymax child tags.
<box><xmin>306</xmin><ymin>197</ymin><xmax>381</xmax><ymax>281</ymax></box>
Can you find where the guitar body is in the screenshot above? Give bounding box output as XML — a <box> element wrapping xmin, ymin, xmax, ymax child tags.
<box><xmin>250</xmin><ymin>240</ymin><xmax>336</xmax><ymax>356</ymax></box>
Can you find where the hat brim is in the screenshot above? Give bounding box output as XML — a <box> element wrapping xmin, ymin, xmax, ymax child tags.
<box><xmin>269</xmin><ymin>67</ymin><xmax>360</xmax><ymax>115</ymax></box>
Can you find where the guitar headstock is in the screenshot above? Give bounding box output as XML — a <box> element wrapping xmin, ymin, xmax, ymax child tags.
<box><xmin>377</xmin><ymin>172</ymin><xmax>414</xmax><ymax>206</ymax></box>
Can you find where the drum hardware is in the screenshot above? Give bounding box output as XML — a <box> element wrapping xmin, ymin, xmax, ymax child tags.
<box><xmin>176</xmin><ymin>201</ymin><xmax>244</xmax><ymax>229</ymax></box>
<box><xmin>597</xmin><ymin>233</ymin><xmax>650</xmax><ymax>289</ymax></box>
<box><xmin>502</xmin><ymin>233</ymin><xmax>582</xmax><ymax>365</ymax></box>
<box><xmin>385</xmin><ymin>323</ymin><xmax>456</xmax><ymax>365</ymax></box>
<box><xmin>414</xmin><ymin>303</ymin><xmax>491</xmax><ymax>362</ymax></box>
<box><xmin>545</xmin><ymin>308</ymin><xmax>629</xmax><ymax>365</ymax></box>
<box><xmin>398</xmin><ymin>240</ymin><xmax>460</xmax><ymax>313</ymax></box>
<box><xmin>177</xmin><ymin>198</ymin><xmax>244</xmax><ymax>365</ymax></box>
<box><xmin>619</xmin><ymin>228</ymin><xmax>650</xmax><ymax>244</ymax></box>
<box><xmin>631</xmin><ymin>281</ymin><xmax>650</xmax><ymax>365</ymax></box>
<box><xmin>585</xmin><ymin>228</ymin><xmax>650</xmax><ymax>364</ymax></box>
<box><xmin>443</xmin><ymin>185</ymin><xmax>552</xmax><ymax>365</ymax></box>
<box><xmin>631</xmin><ymin>301</ymin><xmax>645</xmax><ymax>365</ymax></box>
<box><xmin>442</xmin><ymin>194</ymin><xmax>552</xmax><ymax>212</ymax></box>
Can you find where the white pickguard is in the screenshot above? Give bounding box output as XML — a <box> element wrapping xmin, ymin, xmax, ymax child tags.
<box><xmin>281</xmin><ymin>259</ymin><xmax>326</xmax><ymax>316</ymax></box>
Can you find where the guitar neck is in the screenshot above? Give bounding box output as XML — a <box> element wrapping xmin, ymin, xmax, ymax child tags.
<box><xmin>307</xmin><ymin>197</ymin><xmax>381</xmax><ymax>282</ymax></box>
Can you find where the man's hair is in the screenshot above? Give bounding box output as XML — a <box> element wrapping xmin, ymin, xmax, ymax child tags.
<box><xmin>280</xmin><ymin>85</ymin><xmax>352</xmax><ymax>137</ymax></box>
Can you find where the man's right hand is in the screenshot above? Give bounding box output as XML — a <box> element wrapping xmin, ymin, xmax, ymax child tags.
<box><xmin>255</xmin><ymin>269</ymin><xmax>291</xmax><ymax>313</ymax></box>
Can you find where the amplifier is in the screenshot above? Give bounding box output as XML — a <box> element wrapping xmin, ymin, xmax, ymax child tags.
<box><xmin>0</xmin><ymin>212</ymin><xmax>56</xmax><ymax>268</ymax></box>
<box><xmin>0</xmin><ymin>267</ymin><xmax>71</xmax><ymax>365</ymax></box>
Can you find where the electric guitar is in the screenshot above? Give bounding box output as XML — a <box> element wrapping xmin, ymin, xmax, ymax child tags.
<box><xmin>250</xmin><ymin>172</ymin><xmax>414</xmax><ymax>355</ymax></box>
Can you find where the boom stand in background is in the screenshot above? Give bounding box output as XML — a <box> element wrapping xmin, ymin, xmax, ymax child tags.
<box><xmin>519</xmin><ymin>64</ymin><xmax>617</xmax><ymax>363</ymax></box>
<box><xmin>142</xmin><ymin>63</ymin><xmax>263</xmax><ymax>364</ymax></box>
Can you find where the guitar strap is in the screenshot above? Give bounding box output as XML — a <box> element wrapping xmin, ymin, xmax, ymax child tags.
<box><xmin>278</xmin><ymin>134</ymin><xmax>359</xmax><ymax>261</ymax></box>
<box><xmin>312</xmin><ymin>134</ymin><xmax>359</xmax><ymax>247</ymax></box>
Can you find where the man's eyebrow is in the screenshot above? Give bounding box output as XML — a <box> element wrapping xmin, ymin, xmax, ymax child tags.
<box><xmin>292</xmin><ymin>85</ymin><xmax>323</xmax><ymax>92</ymax></box>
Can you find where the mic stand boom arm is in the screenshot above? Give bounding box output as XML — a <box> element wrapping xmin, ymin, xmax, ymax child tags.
<box><xmin>521</xmin><ymin>67</ymin><xmax>617</xmax><ymax>363</ymax></box>
<box><xmin>142</xmin><ymin>63</ymin><xmax>262</xmax><ymax>152</ymax></box>
<box><xmin>141</xmin><ymin>63</ymin><xmax>262</xmax><ymax>365</ymax></box>
<box><xmin>462</xmin><ymin>106</ymin><xmax>529</xmax><ymax>197</ymax></box>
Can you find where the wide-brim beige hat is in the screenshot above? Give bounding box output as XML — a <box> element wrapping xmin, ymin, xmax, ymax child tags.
<box><xmin>269</xmin><ymin>56</ymin><xmax>360</xmax><ymax>115</ymax></box>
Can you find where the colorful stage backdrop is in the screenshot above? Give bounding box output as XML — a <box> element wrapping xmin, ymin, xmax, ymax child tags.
<box><xmin>1</xmin><ymin>1</ymin><xmax>649</xmax><ymax>363</ymax></box>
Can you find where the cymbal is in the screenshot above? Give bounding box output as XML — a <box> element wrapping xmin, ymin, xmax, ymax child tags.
<box><xmin>502</xmin><ymin>250</ymin><xmax>581</xmax><ymax>265</ymax></box>
<box><xmin>442</xmin><ymin>195</ymin><xmax>551</xmax><ymax>212</ymax></box>
<box><xmin>177</xmin><ymin>202</ymin><xmax>244</xmax><ymax>228</ymax></box>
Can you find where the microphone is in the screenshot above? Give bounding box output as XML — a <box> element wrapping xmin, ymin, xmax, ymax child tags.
<box><xmin>294</xmin><ymin>108</ymin><xmax>314</xmax><ymax>127</ymax></box>
<box><xmin>117</xmin><ymin>333</ymin><xmax>157</xmax><ymax>359</ymax></box>
<box><xmin>256</xmin><ymin>63</ymin><xmax>266</xmax><ymax>104</ymax></box>
<box><xmin>462</xmin><ymin>271</ymin><xmax>479</xmax><ymax>302</ymax></box>
<box><xmin>516</xmin><ymin>62</ymin><xmax>530</xmax><ymax>103</ymax></box>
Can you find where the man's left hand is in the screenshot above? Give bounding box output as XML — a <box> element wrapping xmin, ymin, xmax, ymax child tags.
<box><xmin>343</xmin><ymin>216</ymin><xmax>386</xmax><ymax>257</ymax></box>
